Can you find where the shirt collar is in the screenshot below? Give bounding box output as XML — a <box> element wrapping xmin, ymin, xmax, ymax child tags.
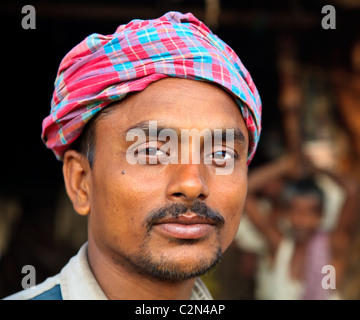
<box><xmin>60</xmin><ymin>242</ymin><xmax>213</xmax><ymax>300</ymax></box>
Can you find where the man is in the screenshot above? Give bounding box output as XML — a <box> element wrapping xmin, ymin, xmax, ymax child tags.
<box><xmin>4</xmin><ymin>11</ymin><xmax>261</xmax><ymax>300</ymax></box>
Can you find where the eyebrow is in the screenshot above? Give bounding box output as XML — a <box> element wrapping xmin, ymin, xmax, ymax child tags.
<box><xmin>124</xmin><ymin>120</ymin><xmax>247</xmax><ymax>144</ymax></box>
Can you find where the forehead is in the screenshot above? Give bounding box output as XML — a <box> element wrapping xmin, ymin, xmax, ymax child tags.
<box><xmin>99</xmin><ymin>78</ymin><xmax>248</xmax><ymax>138</ymax></box>
<box><xmin>289</xmin><ymin>195</ymin><xmax>322</xmax><ymax>209</ymax></box>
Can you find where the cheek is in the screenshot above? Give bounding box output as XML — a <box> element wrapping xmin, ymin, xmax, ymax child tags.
<box><xmin>89</xmin><ymin>161</ymin><xmax>167</xmax><ymax>250</ymax></box>
<box><xmin>213</xmin><ymin>169</ymin><xmax>248</xmax><ymax>250</ymax></box>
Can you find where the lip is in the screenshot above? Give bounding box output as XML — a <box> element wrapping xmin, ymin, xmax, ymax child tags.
<box><xmin>153</xmin><ymin>214</ymin><xmax>217</xmax><ymax>240</ymax></box>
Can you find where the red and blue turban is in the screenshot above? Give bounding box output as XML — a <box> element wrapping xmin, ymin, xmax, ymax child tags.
<box><xmin>42</xmin><ymin>11</ymin><xmax>262</xmax><ymax>164</ymax></box>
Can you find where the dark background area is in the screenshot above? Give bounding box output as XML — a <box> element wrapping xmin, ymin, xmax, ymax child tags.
<box><xmin>0</xmin><ymin>0</ymin><xmax>359</xmax><ymax>299</ymax></box>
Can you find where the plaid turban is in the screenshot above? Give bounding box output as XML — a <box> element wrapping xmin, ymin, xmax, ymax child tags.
<box><xmin>42</xmin><ymin>11</ymin><xmax>262</xmax><ymax>164</ymax></box>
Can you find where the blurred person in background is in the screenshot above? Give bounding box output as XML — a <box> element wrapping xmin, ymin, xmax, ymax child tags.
<box><xmin>238</xmin><ymin>154</ymin><xmax>358</xmax><ymax>300</ymax></box>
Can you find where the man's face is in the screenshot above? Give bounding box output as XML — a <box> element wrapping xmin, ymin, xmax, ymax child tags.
<box><xmin>86</xmin><ymin>78</ymin><xmax>249</xmax><ymax>281</ymax></box>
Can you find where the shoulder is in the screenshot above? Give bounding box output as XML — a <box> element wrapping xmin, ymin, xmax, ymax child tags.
<box><xmin>3</xmin><ymin>274</ymin><xmax>62</xmax><ymax>300</ymax></box>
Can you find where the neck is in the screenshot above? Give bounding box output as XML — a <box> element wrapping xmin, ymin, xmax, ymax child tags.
<box><xmin>87</xmin><ymin>236</ymin><xmax>197</xmax><ymax>300</ymax></box>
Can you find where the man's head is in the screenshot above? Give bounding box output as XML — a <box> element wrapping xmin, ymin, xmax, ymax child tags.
<box><xmin>42</xmin><ymin>12</ymin><xmax>262</xmax><ymax>283</ymax></box>
<box><xmin>63</xmin><ymin>77</ymin><xmax>249</xmax><ymax>280</ymax></box>
<box><xmin>279</xmin><ymin>177</ymin><xmax>324</xmax><ymax>244</ymax></box>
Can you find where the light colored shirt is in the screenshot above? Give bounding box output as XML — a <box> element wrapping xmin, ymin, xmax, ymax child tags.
<box><xmin>256</xmin><ymin>237</ymin><xmax>304</xmax><ymax>300</ymax></box>
<box><xmin>3</xmin><ymin>242</ymin><xmax>213</xmax><ymax>300</ymax></box>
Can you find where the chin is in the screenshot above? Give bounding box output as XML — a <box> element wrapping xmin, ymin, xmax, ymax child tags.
<box><xmin>293</xmin><ymin>230</ymin><xmax>315</xmax><ymax>244</ymax></box>
<box><xmin>131</xmin><ymin>243</ymin><xmax>223</xmax><ymax>282</ymax></box>
<box><xmin>149</xmin><ymin>248</ymin><xmax>222</xmax><ymax>281</ymax></box>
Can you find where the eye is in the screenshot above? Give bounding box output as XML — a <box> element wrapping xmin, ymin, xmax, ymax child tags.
<box><xmin>211</xmin><ymin>150</ymin><xmax>234</xmax><ymax>160</ymax></box>
<box><xmin>135</xmin><ymin>142</ymin><xmax>170</xmax><ymax>164</ymax></box>
<box><xmin>137</xmin><ymin>147</ymin><xmax>165</xmax><ymax>156</ymax></box>
<box><xmin>205</xmin><ymin>146</ymin><xmax>238</xmax><ymax>167</ymax></box>
<box><xmin>208</xmin><ymin>148</ymin><xmax>237</xmax><ymax>160</ymax></box>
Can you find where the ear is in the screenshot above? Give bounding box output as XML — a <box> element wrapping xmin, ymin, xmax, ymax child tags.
<box><xmin>63</xmin><ymin>150</ymin><xmax>91</xmax><ymax>216</ymax></box>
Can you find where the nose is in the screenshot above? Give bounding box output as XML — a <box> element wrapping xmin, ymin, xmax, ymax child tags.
<box><xmin>166</xmin><ymin>164</ymin><xmax>210</xmax><ymax>203</ymax></box>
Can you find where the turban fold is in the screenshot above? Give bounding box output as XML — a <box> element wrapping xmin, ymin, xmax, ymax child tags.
<box><xmin>42</xmin><ymin>11</ymin><xmax>262</xmax><ymax>163</ymax></box>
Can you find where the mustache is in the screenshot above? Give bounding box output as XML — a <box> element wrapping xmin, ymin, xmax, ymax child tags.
<box><xmin>145</xmin><ymin>201</ymin><xmax>225</xmax><ymax>231</ymax></box>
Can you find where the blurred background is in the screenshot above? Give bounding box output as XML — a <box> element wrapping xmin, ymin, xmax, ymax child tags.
<box><xmin>0</xmin><ymin>0</ymin><xmax>360</xmax><ymax>299</ymax></box>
